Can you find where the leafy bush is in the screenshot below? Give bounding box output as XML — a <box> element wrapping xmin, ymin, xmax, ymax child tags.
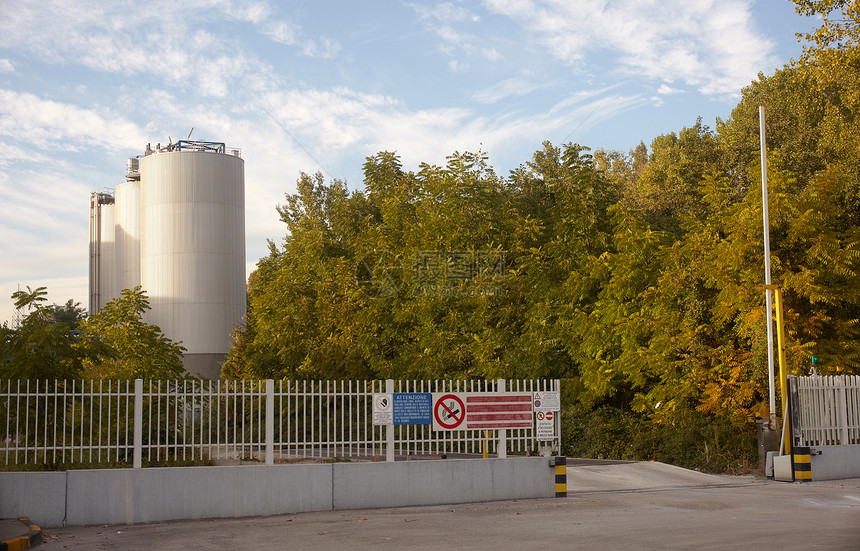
<box><xmin>561</xmin><ymin>405</ymin><xmax>756</xmax><ymax>473</ymax></box>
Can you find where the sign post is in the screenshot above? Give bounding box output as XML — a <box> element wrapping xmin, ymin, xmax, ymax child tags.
<box><xmin>497</xmin><ymin>379</ymin><xmax>507</xmax><ymax>459</ymax></box>
<box><xmin>386</xmin><ymin>379</ymin><xmax>394</xmax><ymax>462</ymax></box>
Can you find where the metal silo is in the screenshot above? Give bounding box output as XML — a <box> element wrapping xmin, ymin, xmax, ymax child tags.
<box><xmin>139</xmin><ymin>141</ymin><xmax>246</xmax><ymax>379</ymax></box>
<box><xmin>88</xmin><ymin>192</ymin><xmax>115</xmax><ymax>315</ymax></box>
<box><xmin>115</xmin><ymin>158</ymin><xmax>141</xmax><ymax>294</ymax></box>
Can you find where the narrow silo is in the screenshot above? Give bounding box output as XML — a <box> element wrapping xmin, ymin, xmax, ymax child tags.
<box><xmin>88</xmin><ymin>192</ymin><xmax>115</xmax><ymax>315</ymax></box>
<box><xmin>139</xmin><ymin>141</ymin><xmax>246</xmax><ymax>379</ymax></box>
<box><xmin>114</xmin><ymin>158</ymin><xmax>141</xmax><ymax>294</ymax></box>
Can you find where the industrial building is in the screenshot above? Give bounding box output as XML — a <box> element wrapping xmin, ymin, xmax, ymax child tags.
<box><xmin>89</xmin><ymin>139</ymin><xmax>246</xmax><ymax>379</ymax></box>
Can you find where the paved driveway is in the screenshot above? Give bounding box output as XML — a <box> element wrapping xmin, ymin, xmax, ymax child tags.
<box><xmin>39</xmin><ymin>476</ymin><xmax>860</xmax><ymax>550</ymax></box>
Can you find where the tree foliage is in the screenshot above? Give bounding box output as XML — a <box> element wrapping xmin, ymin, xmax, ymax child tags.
<box><xmin>232</xmin><ymin>33</ymin><xmax>860</xmax><ymax>426</ymax></box>
<box><xmin>76</xmin><ymin>287</ymin><xmax>186</xmax><ymax>379</ymax></box>
<box><xmin>44</xmin><ymin>299</ymin><xmax>87</xmax><ymax>330</ymax></box>
<box><xmin>1</xmin><ymin>286</ymin><xmax>186</xmax><ymax>380</ymax></box>
<box><xmin>0</xmin><ymin>286</ymin><xmax>84</xmax><ymax>379</ymax></box>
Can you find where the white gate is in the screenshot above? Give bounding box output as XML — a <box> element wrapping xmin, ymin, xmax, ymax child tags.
<box><xmin>789</xmin><ymin>375</ymin><xmax>860</xmax><ymax>447</ymax></box>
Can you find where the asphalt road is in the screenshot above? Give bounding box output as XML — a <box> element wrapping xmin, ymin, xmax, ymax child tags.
<box><xmin>39</xmin><ymin>477</ymin><xmax>860</xmax><ymax>550</ymax></box>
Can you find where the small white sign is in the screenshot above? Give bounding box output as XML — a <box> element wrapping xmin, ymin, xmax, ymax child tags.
<box><xmin>536</xmin><ymin>419</ymin><xmax>555</xmax><ymax>440</ymax></box>
<box><xmin>533</xmin><ymin>391</ymin><xmax>560</xmax><ymax>412</ymax></box>
<box><xmin>372</xmin><ymin>393</ymin><xmax>393</xmax><ymax>425</ymax></box>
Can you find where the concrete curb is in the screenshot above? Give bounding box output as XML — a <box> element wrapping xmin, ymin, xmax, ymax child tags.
<box><xmin>0</xmin><ymin>518</ymin><xmax>42</xmax><ymax>551</ymax></box>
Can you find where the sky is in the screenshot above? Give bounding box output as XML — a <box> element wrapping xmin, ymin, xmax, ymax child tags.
<box><xmin>0</xmin><ymin>0</ymin><xmax>819</xmax><ymax>326</ymax></box>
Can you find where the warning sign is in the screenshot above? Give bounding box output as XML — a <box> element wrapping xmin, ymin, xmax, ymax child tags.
<box><xmin>432</xmin><ymin>392</ymin><xmax>533</xmax><ymax>431</ymax></box>
<box><xmin>533</xmin><ymin>391</ymin><xmax>560</xmax><ymax>412</ymax></box>
<box><xmin>433</xmin><ymin>394</ymin><xmax>466</xmax><ymax>430</ymax></box>
<box><xmin>536</xmin><ymin>420</ymin><xmax>555</xmax><ymax>440</ymax></box>
<box><xmin>372</xmin><ymin>393</ymin><xmax>393</xmax><ymax>425</ymax></box>
<box><xmin>393</xmin><ymin>393</ymin><xmax>432</xmax><ymax>425</ymax></box>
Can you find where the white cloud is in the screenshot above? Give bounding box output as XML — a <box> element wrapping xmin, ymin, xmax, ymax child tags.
<box><xmin>409</xmin><ymin>2</ymin><xmax>484</xmax><ymax>60</ymax></box>
<box><xmin>412</xmin><ymin>2</ymin><xmax>479</xmax><ymax>24</ymax></box>
<box><xmin>0</xmin><ymin>141</ymin><xmax>54</xmax><ymax>168</ymax></box>
<box><xmin>483</xmin><ymin>0</ymin><xmax>777</xmax><ymax>96</ymax></box>
<box><xmin>449</xmin><ymin>59</ymin><xmax>469</xmax><ymax>73</ymax></box>
<box><xmin>657</xmin><ymin>84</ymin><xmax>684</xmax><ymax>95</ymax></box>
<box><xmin>0</xmin><ymin>59</ymin><xmax>13</xmax><ymax>73</ymax></box>
<box><xmin>483</xmin><ymin>48</ymin><xmax>501</xmax><ymax>61</ymax></box>
<box><xmin>0</xmin><ymin>3</ymin><xmax>259</xmax><ymax>98</ymax></box>
<box><xmin>301</xmin><ymin>37</ymin><xmax>342</xmax><ymax>59</ymax></box>
<box><xmin>258</xmin><ymin>13</ymin><xmax>341</xmax><ymax>58</ymax></box>
<box><xmin>473</xmin><ymin>76</ymin><xmax>544</xmax><ymax>104</ymax></box>
<box><xmin>220</xmin><ymin>0</ymin><xmax>273</xmax><ymax>24</ymax></box>
<box><xmin>262</xmin><ymin>20</ymin><xmax>301</xmax><ymax>45</ymax></box>
<box><xmin>0</xmin><ymin>0</ymin><xmax>334</xmax><ymax>100</ymax></box>
<box><xmin>0</xmin><ymin>89</ymin><xmax>148</xmax><ymax>151</ymax></box>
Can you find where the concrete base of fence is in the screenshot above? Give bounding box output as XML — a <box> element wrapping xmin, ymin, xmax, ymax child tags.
<box><xmin>65</xmin><ymin>464</ymin><xmax>334</xmax><ymax>526</ymax></box>
<box><xmin>332</xmin><ymin>457</ymin><xmax>548</xmax><ymax>509</ymax></box>
<box><xmin>810</xmin><ymin>445</ymin><xmax>860</xmax><ymax>481</ymax></box>
<box><xmin>0</xmin><ymin>472</ymin><xmax>66</xmax><ymax>528</ymax></box>
<box><xmin>0</xmin><ymin>458</ymin><xmax>554</xmax><ymax>528</ymax></box>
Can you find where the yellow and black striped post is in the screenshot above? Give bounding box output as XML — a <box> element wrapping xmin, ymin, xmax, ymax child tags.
<box><xmin>793</xmin><ymin>446</ymin><xmax>812</xmax><ymax>482</ymax></box>
<box><xmin>554</xmin><ymin>456</ymin><xmax>567</xmax><ymax>497</ymax></box>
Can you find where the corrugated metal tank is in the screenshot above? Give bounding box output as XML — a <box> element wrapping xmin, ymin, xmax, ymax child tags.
<box><xmin>114</xmin><ymin>180</ymin><xmax>141</xmax><ymax>294</ymax></box>
<box><xmin>88</xmin><ymin>193</ymin><xmax>116</xmax><ymax>314</ymax></box>
<box><xmin>139</xmin><ymin>150</ymin><xmax>245</xmax><ymax>379</ymax></box>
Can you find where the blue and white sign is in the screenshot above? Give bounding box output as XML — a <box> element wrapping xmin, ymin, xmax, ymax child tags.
<box><xmin>393</xmin><ymin>393</ymin><xmax>432</xmax><ymax>425</ymax></box>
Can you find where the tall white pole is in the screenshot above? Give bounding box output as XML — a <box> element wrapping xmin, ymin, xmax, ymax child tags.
<box><xmin>760</xmin><ymin>106</ymin><xmax>777</xmax><ymax>425</ymax></box>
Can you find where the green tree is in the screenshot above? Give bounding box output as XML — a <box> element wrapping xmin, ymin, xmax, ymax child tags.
<box><xmin>792</xmin><ymin>0</ymin><xmax>860</xmax><ymax>223</ymax></box>
<box><xmin>625</xmin><ymin>119</ymin><xmax>723</xmax><ymax>236</ymax></box>
<box><xmin>76</xmin><ymin>287</ymin><xmax>186</xmax><ymax>379</ymax></box>
<box><xmin>0</xmin><ymin>286</ymin><xmax>84</xmax><ymax>379</ymax></box>
<box><xmin>44</xmin><ymin>299</ymin><xmax>87</xmax><ymax>330</ymax></box>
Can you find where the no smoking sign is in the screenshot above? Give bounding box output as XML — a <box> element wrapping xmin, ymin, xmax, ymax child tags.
<box><xmin>432</xmin><ymin>393</ymin><xmax>466</xmax><ymax>431</ymax></box>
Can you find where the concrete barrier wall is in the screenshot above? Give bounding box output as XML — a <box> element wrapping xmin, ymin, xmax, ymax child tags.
<box><xmin>0</xmin><ymin>458</ymin><xmax>554</xmax><ymax>528</ymax></box>
<box><xmin>0</xmin><ymin>471</ymin><xmax>66</xmax><ymax>527</ymax></box>
<box><xmin>65</xmin><ymin>464</ymin><xmax>333</xmax><ymax>526</ymax></box>
<box><xmin>811</xmin><ymin>445</ymin><xmax>860</xmax><ymax>481</ymax></box>
<box><xmin>333</xmin><ymin>457</ymin><xmax>551</xmax><ymax>509</ymax></box>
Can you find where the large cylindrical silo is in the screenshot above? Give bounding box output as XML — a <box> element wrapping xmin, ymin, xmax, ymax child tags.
<box><xmin>88</xmin><ymin>192</ymin><xmax>116</xmax><ymax>315</ymax></box>
<box><xmin>139</xmin><ymin>148</ymin><xmax>246</xmax><ymax>379</ymax></box>
<box><xmin>114</xmin><ymin>179</ymin><xmax>141</xmax><ymax>294</ymax></box>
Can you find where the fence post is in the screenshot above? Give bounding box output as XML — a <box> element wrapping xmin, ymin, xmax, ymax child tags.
<box><xmin>555</xmin><ymin>379</ymin><xmax>562</xmax><ymax>454</ymax></box>
<box><xmin>133</xmin><ymin>379</ymin><xmax>143</xmax><ymax>469</ymax></box>
<box><xmin>386</xmin><ymin>379</ymin><xmax>395</xmax><ymax>462</ymax></box>
<box><xmin>266</xmin><ymin>379</ymin><xmax>275</xmax><ymax>465</ymax></box>
<box><xmin>498</xmin><ymin>379</ymin><xmax>507</xmax><ymax>459</ymax></box>
<box><xmin>837</xmin><ymin>375</ymin><xmax>849</xmax><ymax>445</ymax></box>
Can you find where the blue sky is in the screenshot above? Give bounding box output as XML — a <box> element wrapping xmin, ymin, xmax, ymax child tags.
<box><xmin>0</xmin><ymin>0</ymin><xmax>818</xmax><ymax>325</ymax></box>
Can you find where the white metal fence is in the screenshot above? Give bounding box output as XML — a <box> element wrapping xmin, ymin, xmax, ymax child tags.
<box><xmin>1</xmin><ymin>378</ymin><xmax>560</xmax><ymax>467</ymax></box>
<box><xmin>790</xmin><ymin>375</ymin><xmax>860</xmax><ymax>447</ymax></box>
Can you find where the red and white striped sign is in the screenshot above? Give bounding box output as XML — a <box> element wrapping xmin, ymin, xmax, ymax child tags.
<box><xmin>465</xmin><ymin>393</ymin><xmax>533</xmax><ymax>430</ymax></box>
